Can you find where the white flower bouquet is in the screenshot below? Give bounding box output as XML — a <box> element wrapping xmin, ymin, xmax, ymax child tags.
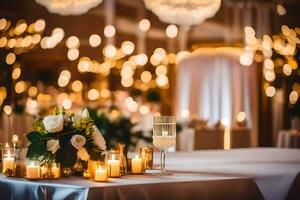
<box><xmin>26</xmin><ymin>108</ymin><xmax>106</xmax><ymax>168</ymax></box>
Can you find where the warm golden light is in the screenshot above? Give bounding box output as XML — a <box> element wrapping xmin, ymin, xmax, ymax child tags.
<box><xmin>121</xmin><ymin>66</ymin><xmax>134</xmax><ymax>78</ymax></box>
<box><xmin>264</xmin><ymin>71</ymin><xmax>275</xmax><ymax>82</ymax></box>
<box><xmin>28</xmin><ymin>86</ymin><xmax>38</xmax><ymax>97</ymax></box>
<box><xmin>277</xmin><ymin>4</ymin><xmax>286</xmax><ymax>16</ymax></box>
<box><xmin>153</xmin><ymin>48</ymin><xmax>166</xmax><ymax>62</ymax></box>
<box><xmin>104</xmin><ymin>25</ymin><xmax>116</xmax><ymax>38</ymax></box>
<box><xmin>289</xmin><ymin>91</ymin><xmax>299</xmax><ymax>104</ymax></box>
<box><xmin>121</xmin><ymin>41</ymin><xmax>135</xmax><ymax>55</ymax></box>
<box><xmin>139</xmin><ymin>19</ymin><xmax>151</xmax><ymax>32</ymax></box>
<box><xmin>15</xmin><ymin>20</ymin><xmax>27</xmax><ymax>35</ymax></box>
<box><xmin>134</xmin><ymin>53</ymin><xmax>148</xmax><ymax>66</ymax></box>
<box><xmin>34</xmin><ymin>19</ymin><xmax>46</xmax><ymax>32</ymax></box>
<box><xmin>266</xmin><ymin>86</ymin><xmax>276</xmax><ymax>97</ymax></box>
<box><xmin>264</xmin><ymin>59</ymin><xmax>274</xmax><ymax>70</ymax></box>
<box><xmin>141</xmin><ymin>71</ymin><xmax>152</xmax><ymax>83</ymax></box>
<box><xmin>166</xmin><ymin>24</ymin><xmax>178</xmax><ymax>38</ymax></box>
<box><xmin>72</xmin><ymin>80</ymin><xmax>83</xmax><ymax>92</ymax></box>
<box><xmin>0</xmin><ymin>18</ymin><xmax>7</xmax><ymax>30</ymax></box>
<box><xmin>3</xmin><ymin>105</ymin><xmax>12</xmax><ymax>116</ymax></box>
<box><xmin>103</xmin><ymin>45</ymin><xmax>117</xmax><ymax>58</ymax></box>
<box><xmin>239</xmin><ymin>51</ymin><xmax>253</xmax><ymax>66</ymax></box>
<box><xmin>139</xmin><ymin>105</ymin><xmax>150</xmax><ymax>115</ymax></box>
<box><xmin>62</xmin><ymin>98</ymin><xmax>72</xmax><ymax>110</ymax></box>
<box><xmin>66</xmin><ymin>36</ymin><xmax>80</xmax><ymax>49</ymax></box>
<box><xmin>283</xmin><ymin>64</ymin><xmax>292</xmax><ymax>76</ymax></box>
<box><xmin>236</xmin><ymin>111</ymin><xmax>247</xmax><ymax>122</ymax></box>
<box><xmin>88</xmin><ymin>89</ymin><xmax>100</xmax><ymax>101</ymax></box>
<box><xmin>67</xmin><ymin>48</ymin><xmax>79</xmax><ymax>61</ymax></box>
<box><xmin>156</xmin><ymin>75</ymin><xmax>168</xmax><ymax>87</ymax></box>
<box><xmin>89</xmin><ymin>34</ymin><xmax>101</xmax><ymax>47</ymax></box>
<box><xmin>15</xmin><ymin>81</ymin><xmax>27</xmax><ymax>94</ymax></box>
<box><xmin>6</xmin><ymin>53</ymin><xmax>16</xmax><ymax>65</ymax></box>
<box><xmin>121</xmin><ymin>77</ymin><xmax>134</xmax><ymax>87</ymax></box>
<box><xmin>12</xmin><ymin>68</ymin><xmax>21</xmax><ymax>80</ymax></box>
<box><xmin>0</xmin><ymin>37</ymin><xmax>7</xmax><ymax>47</ymax></box>
<box><xmin>155</xmin><ymin>65</ymin><xmax>167</xmax><ymax>75</ymax></box>
<box><xmin>100</xmin><ymin>88</ymin><xmax>111</xmax><ymax>98</ymax></box>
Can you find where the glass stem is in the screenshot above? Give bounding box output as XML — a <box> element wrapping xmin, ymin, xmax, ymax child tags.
<box><xmin>161</xmin><ymin>149</ymin><xmax>166</xmax><ymax>175</ymax></box>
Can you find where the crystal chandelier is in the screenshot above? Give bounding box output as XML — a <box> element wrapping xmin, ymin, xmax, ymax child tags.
<box><xmin>143</xmin><ymin>0</ymin><xmax>221</xmax><ymax>26</ymax></box>
<box><xmin>35</xmin><ymin>0</ymin><xmax>103</xmax><ymax>15</ymax></box>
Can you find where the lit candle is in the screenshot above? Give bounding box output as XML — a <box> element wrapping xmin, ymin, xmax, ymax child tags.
<box><xmin>12</xmin><ymin>134</ymin><xmax>19</xmax><ymax>149</ymax></box>
<box><xmin>131</xmin><ymin>155</ymin><xmax>142</xmax><ymax>174</ymax></box>
<box><xmin>40</xmin><ymin>166</ymin><xmax>48</xmax><ymax>178</ymax></box>
<box><xmin>162</xmin><ymin>130</ymin><xmax>168</xmax><ymax>136</ymax></box>
<box><xmin>26</xmin><ymin>162</ymin><xmax>40</xmax><ymax>179</ymax></box>
<box><xmin>107</xmin><ymin>155</ymin><xmax>120</xmax><ymax>177</ymax></box>
<box><xmin>3</xmin><ymin>150</ymin><xmax>14</xmax><ymax>173</ymax></box>
<box><xmin>94</xmin><ymin>166</ymin><xmax>108</xmax><ymax>182</ymax></box>
<box><xmin>51</xmin><ymin>164</ymin><xmax>60</xmax><ymax>179</ymax></box>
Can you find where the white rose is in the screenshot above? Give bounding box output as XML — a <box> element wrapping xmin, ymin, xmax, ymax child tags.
<box><xmin>47</xmin><ymin>139</ymin><xmax>60</xmax><ymax>154</ymax></box>
<box><xmin>82</xmin><ymin>109</ymin><xmax>90</xmax><ymax>118</ymax></box>
<box><xmin>77</xmin><ymin>147</ymin><xmax>90</xmax><ymax>161</ymax></box>
<box><xmin>43</xmin><ymin>114</ymin><xmax>64</xmax><ymax>133</ymax></box>
<box><xmin>71</xmin><ymin>134</ymin><xmax>86</xmax><ymax>150</ymax></box>
<box><xmin>92</xmin><ymin>125</ymin><xmax>106</xmax><ymax>150</ymax></box>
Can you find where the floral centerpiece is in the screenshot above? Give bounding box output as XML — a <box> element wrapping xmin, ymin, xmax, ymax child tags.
<box><xmin>26</xmin><ymin>108</ymin><xmax>106</xmax><ymax>168</ymax></box>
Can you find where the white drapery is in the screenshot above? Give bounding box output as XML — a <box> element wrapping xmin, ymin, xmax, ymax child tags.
<box><xmin>176</xmin><ymin>47</ymin><xmax>258</xmax><ymax>146</ymax></box>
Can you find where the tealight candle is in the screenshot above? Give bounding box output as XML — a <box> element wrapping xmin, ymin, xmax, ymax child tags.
<box><xmin>107</xmin><ymin>155</ymin><xmax>120</xmax><ymax>178</ymax></box>
<box><xmin>131</xmin><ymin>155</ymin><xmax>142</xmax><ymax>174</ymax></box>
<box><xmin>51</xmin><ymin>163</ymin><xmax>60</xmax><ymax>179</ymax></box>
<box><xmin>26</xmin><ymin>161</ymin><xmax>41</xmax><ymax>180</ymax></box>
<box><xmin>94</xmin><ymin>165</ymin><xmax>108</xmax><ymax>182</ymax></box>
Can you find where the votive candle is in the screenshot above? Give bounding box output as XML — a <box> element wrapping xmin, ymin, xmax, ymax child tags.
<box><xmin>107</xmin><ymin>155</ymin><xmax>120</xmax><ymax>177</ymax></box>
<box><xmin>131</xmin><ymin>155</ymin><xmax>142</xmax><ymax>174</ymax></box>
<box><xmin>26</xmin><ymin>162</ymin><xmax>40</xmax><ymax>180</ymax></box>
<box><xmin>95</xmin><ymin>166</ymin><xmax>108</xmax><ymax>182</ymax></box>
<box><xmin>51</xmin><ymin>163</ymin><xmax>60</xmax><ymax>179</ymax></box>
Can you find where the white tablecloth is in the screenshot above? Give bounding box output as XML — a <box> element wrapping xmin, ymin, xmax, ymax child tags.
<box><xmin>1</xmin><ymin>148</ymin><xmax>299</xmax><ymax>200</ymax></box>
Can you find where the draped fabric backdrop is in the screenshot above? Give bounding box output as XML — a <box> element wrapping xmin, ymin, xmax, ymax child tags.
<box><xmin>176</xmin><ymin>47</ymin><xmax>258</xmax><ymax>146</ymax></box>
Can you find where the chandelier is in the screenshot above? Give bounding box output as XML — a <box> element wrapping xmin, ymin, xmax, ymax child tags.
<box><xmin>35</xmin><ymin>0</ymin><xmax>103</xmax><ymax>15</ymax></box>
<box><xmin>143</xmin><ymin>0</ymin><xmax>221</xmax><ymax>26</ymax></box>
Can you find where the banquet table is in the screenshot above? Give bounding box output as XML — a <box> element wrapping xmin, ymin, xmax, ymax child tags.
<box><xmin>1</xmin><ymin>148</ymin><xmax>300</xmax><ymax>200</ymax></box>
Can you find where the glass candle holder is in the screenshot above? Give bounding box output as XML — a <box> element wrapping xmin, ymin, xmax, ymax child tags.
<box><xmin>2</xmin><ymin>147</ymin><xmax>15</xmax><ymax>174</ymax></box>
<box><xmin>94</xmin><ymin>163</ymin><xmax>108</xmax><ymax>182</ymax></box>
<box><xmin>13</xmin><ymin>160</ymin><xmax>26</xmax><ymax>178</ymax></box>
<box><xmin>140</xmin><ymin>147</ymin><xmax>153</xmax><ymax>170</ymax></box>
<box><xmin>88</xmin><ymin>160</ymin><xmax>99</xmax><ymax>180</ymax></box>
<box><xmin>25</xmin><ymin>160</ymin><xmax>41</xmax><ymax>180</ymax></box>
<box><xmin>40</xmin><ymin>163</ymin><xmax>50</xmax><ymax>179</ymax></box>
<box><xmin>131</xmin><ymin>154</ymin><xmax>143</xmax><ymax>174</ymax></box>
<box><xmin>50</xmin><ymin>163</ymin><xmax>61</xmax><ymax>179</ymax></box>
<box><xmin>106</xmin><ymin>150</ymin><xmax>121</xmax><ymax>178</ymax></box>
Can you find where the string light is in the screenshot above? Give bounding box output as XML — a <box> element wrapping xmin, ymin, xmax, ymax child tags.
<box><xmin>72</xmin><ymin>80</ymin><xmax>83</xmax><ymax>92</ymax></box>
<box><xmin>289</xmin><ymin>91</ymin><xmax>298</xmax><ymax>104</ymax></box>
<box><xmin>28</xmin><ymin>86</ymin><xmax>38</xmax><ymax>97</ymax></box>
<box><xmin>121</xmin><ymin>41</ymin><xmax>135</xmax><ymax>55</ymax></box>
<box><xmin>138</xmin><ymin>19</ymin><xmax>151</xmax><ymax>32</ymax></box>
<box><xmin>141</xmin><ymin>71</ymin><xmax>152</xmax><ymax>83</ymax></box>
<box><xmin>15</xmin><ymin>81</ymin><xmax>27</xmax><ymax>94</ymax></box>
<box><xmin>103</xmin><ymin>44</ymin><xmax>117</xmax><ymax>58</ymax></box>
<box><xmin>34</xmin><ymin>19</ymin><xmax>46</xmax><ymax>32</ymax></box>
<box><xmin>166</xmin><ymin>24</ymin><xmax>178</xmax><ymax>38</ymax></box>
<box><xmin>265</xmin><ymin>86</ymin><xmax>276</xmax><ymax>97</ymax></box>
<box><xmin>12</xmin><ymin>68</ymin><xmax>21</xmax><ymax>80</ymax></box>
<box><xmin>3</xmin><ymin>105</ymin><xmax>12</xmax><ymax>115</ymax></box>
<box><xmin>88</xmin><ymin>89</ymin><xmax>100</xmax><ymax>100</ymax></box>
<box><xmin>155</xmin><ymin>65</ymin><xmax>167</xmax><ymax>75</ymax></box>
<box><xmin>277</xmin><ymin>4</ymin><xmax>286</xmax><ymax>16</ymax></box>
<box><xmin>67</xmin><ymin>48</ymin><xmax>79</xmax><ymax>61</ymax></box>
<box><xmin>6</xmin><ymin>53</ymin><xmax>16</xmax><ymax>65</ymax></box>
<box><xmin>89</xmin><ymin>34</ymin><xmax>101</xmax><ymax>47</ymax></box>
<box><xmin>66</xmin><ymin>36</ymin><xmax>80</xmax><ymax>49</ymax></box>
<box><xmin>283</xmin><ymin>64</ymin><xmax>292</xmax><ymax>76</ymax></box>
<box><xmin>104</xmin><ymin>25</ymin><xmax>116</xmax><ymax>38</ymax></box>
<box><xmin>236</xmin><ymin>111</ymin><xmax>246</xmax><ymax>122</ymax></box>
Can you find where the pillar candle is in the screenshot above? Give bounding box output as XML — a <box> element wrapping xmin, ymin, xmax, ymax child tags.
<box><xmin>3</xmin><ymin>157</ymin><xmax>14</xmax><ymax>172</ymax></box>
<box><xmin>107</xmin><ymin>159</ymin><xmax>120</xmax><ymax>177</ymax></box>
<box><xmin>40</xmin><ymin>166</ymin><xmax>48</xmax><ymax>178</ymax></box>
<box><xmin>26</xmin><ymin>164</ymin><xmax>40</xmax><ymax>179</ymax></box>
<box><xmin>131</xmin><ymin>155</ymin><xmax>142</xmax><ymax>174</ymax></box>
<box><xmin>51</xmin><ymin>164</ymin><xmax>60</xmax><ymax>179</ymax></box>
<box><xmin>95</xmin><ymin>166</ymin><xmax>108</xmax><ymax>182</ymax></box>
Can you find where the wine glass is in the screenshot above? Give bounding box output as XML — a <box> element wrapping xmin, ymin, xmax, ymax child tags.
<box><xmin>152</xmin><ymin>116</ymin><xmax>176</xmax><ymax>175</ymax></box>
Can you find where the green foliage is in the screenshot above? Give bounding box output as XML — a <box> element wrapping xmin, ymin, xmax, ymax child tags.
<box><xmin>33</xmin><ymin>120</ymin><xmax>46</xmax><ymax>133</ymax></box>
<box><xmin>89</xmin><ymin>108</ymin><xmax>152</xmax><ymax>152</ymax></box>
<box><xmin>26</xmin><ymin>107</ymin><xmax>105</xmax><ymax>168</ymax></box>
